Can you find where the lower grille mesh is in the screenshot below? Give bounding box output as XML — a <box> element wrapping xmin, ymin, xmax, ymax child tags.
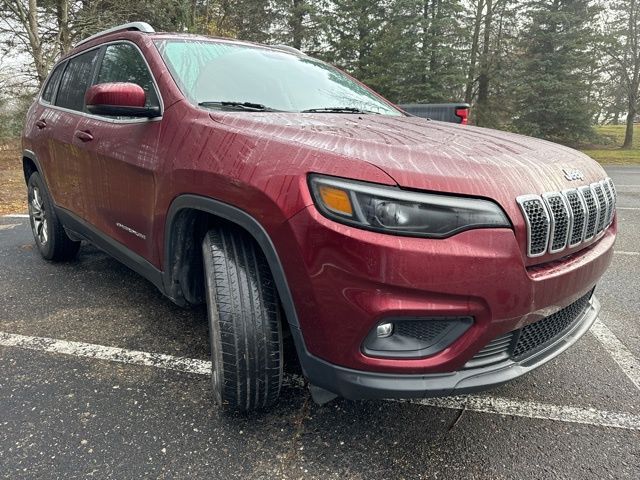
<box><xmin>512</xmin><ymin>290</ymin><xmax>593</xmax><ymax>359</ymax></box>
<box><xmin>394</xmin><ymin>321</ymin><xmax>449</xmax><ymax>342</ymax></box>
<box><xmin>467</xmin><ymin>289</ymin><xmax>594</xmax><ymax>368</ymax></box>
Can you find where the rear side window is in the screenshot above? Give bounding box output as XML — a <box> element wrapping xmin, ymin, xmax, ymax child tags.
<box><xmin>55</xmin><ymin>49</ymin><xmax>99</xmax><ymax>112</ymax></box>
<box><xmin>96</xmin><ymin>43</ymin><xmax>159</xmax><ymax>108</ymax></box>
<box><xmin>41</xmin><ymin>64</ymin><xmax>64</xmax><ymax>104</ymax></box>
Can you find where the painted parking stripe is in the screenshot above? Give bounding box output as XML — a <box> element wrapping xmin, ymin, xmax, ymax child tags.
<box><xmin>0</xmin><ymin>224</ymin><xmax>20</xmax><ymax>230</ymax></box>
<box><xmin>2</xmin><ymin>214</ymin><xmax>29</xmax><ymax>218</ymax></box>
<box><xmin>0</xmin><ymin>331</ymin><xmax>212</xmax><ymax>375</ymax></box>
<box><xmin>1</xmin><ymin>331</ymin><xmax>639</xmax><ymax>431</ymax></box>
<box><xmin>591</xmin><ymin>320</ymin><xmax>640</xmax><ymax>391</ymax></box>
<box><xmin>403</xmin><ymin>396</ymin><xmax>640</xmax><ymax>431</ymax></box>
<box><xmin>617</xmin><ymin>207</ymin><xmax>640</xmax><ymax>211</ymax></box>
<box><xmin>614</xmin><ymin>251</ymin><xmax>640</xmax><ymax>256</ymax></box>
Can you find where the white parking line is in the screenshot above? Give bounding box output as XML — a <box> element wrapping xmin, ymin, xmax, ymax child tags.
<box><xmin>2</xmin><ymin>214</ymin><xmax>28</xmax><ymax>218</ymax></box>
<box><xmin>1</xmin><ymin>331</ymin><xmax>639</xmax><ymax>430</ymax></box>
<box><xmin>617</xmin><ymin>207</ymin><xmax>640</xmax><ymax>211</ymax></box>
<box><xmin>615</xmin><ymin>251</ymin><xmax>640</xmax><ymax>256</ymax></box>
<box><xmin>0</xmin><ymin>331</ymin><xmax>211</xmax><ymax>375</ymax></box>
<box><xmin>404</xmin><ymin>396</ymin><xmax>640</xmax><ymax>431</ymax></box>
<box><xmin>0</xmin><ymin>224</ymin><xmax>20</xmax><ymax>230</ymax></box>
<box><xmin>591</xmin><ymin>320</ymin><xmax>640</xmax><ymax>391</ymax></box>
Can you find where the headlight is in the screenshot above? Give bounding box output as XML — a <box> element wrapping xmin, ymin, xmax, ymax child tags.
<box><xmin>309</xmin><ymin>174</ymin><xmax>511</xmax><ymax>238</ymax></box>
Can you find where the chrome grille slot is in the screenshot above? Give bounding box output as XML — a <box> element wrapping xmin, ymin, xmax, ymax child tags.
<box><xmin>543</xmin><ymin>192</ymin><xmax>570</xmax><ymax>253</ymax></box>
<box><xmin>602</xmin><ymin>180</ymin><xmax>614</xmax><ymax>226</ymax></box>
<box><xmin>518</xmin><ymin>178</ymin><xmax>615</xmax><ymax>258</ymax></box>
<box><xmin>516</xmin><ymin>195</ymin><xmax>550</xmax><ymax>257</ymax></box>
<box><xmin>563</xmin><ymin>189</ymin><xmax>586</xmax><ymax>247</ymax></box>
<box><xmin>579</xmin><ymin>186</ymin><xmax>598</xmax><ymax>240</ymax></box>
<box><xmin>592</xmin><ymin>182</ymin><xmax>607</xmax><ymax>234</ymax></box>
<box><xmin>607</xmin><ymin>178</ymin><xmax>617</xmax><ymax>203</ymax></box>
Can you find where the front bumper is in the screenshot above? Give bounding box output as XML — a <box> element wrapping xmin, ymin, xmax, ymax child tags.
<box><xmin>294</xmin><ymin>295</ymin><xmax>600</xmax><ymax>399</ymax></box>
<box><xmin>280</xmin><ymin>205</ymin><xmax>615</xmax><ymax>374</ymax></box>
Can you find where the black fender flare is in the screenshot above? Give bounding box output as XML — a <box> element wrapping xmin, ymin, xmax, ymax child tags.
<box><xmin>22</xmin><ymin>149</ymin><xmax>44</xmax><ymax>183</ymax></box>
<box><xmin>163</xmin><ymin>194</ymin><xmax>301</xmax><ymax>329</ymax></box>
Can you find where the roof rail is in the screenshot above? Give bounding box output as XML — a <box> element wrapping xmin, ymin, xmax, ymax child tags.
<box><xmin>76</xmin><ymin>22</ymin><xmax>155</xmax><ymax>47</ymax></box>
<box><xmin>271</xmin><ymin>44</ymin><xmax>306</xmax><ymax>55</ymax></box>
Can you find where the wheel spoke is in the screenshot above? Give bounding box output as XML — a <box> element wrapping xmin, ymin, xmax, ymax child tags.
<box><xmin>41</xmin><ymin>220</ymin><xmax>48</xmax><ymax>244</ymax></box>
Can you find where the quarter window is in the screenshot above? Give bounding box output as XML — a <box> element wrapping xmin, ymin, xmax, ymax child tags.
<box><xmin>41</xmin><ymin>63</ymin><xmax>64</xmax><ymax>104</ymax></box>
<box><xmin>55</xmin><ymin>49</ymin><xmax>99</xmax><ymax>112</ymax></box>
<box><xmin>96</xmin><ymin>43</ymin><xmax>159</xmax><ymax>108</ymax></box>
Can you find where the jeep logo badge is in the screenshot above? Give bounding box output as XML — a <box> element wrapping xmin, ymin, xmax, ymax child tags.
<box><xmin>563</xmin><ymin>168</ymin><xmax>585</xmax><ymax>181</ymax></box>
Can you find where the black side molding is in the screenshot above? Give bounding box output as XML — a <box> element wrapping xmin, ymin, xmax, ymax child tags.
<box><xmin>56</xmin><ymin>207</ymin><xmax>164</xmax><ymax>291</ymax></box>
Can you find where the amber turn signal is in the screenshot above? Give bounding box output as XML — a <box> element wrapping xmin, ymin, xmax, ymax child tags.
<box><xmin>318</xmin><ymin>185</ymin><xmax>353</xmax><ymax>216</ymax></box>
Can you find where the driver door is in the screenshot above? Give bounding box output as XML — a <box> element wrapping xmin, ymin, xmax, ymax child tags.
<box><xmin>72</xmin><ymin>42</ymin><xmax>163</xmax><ymax>262</ymax></box>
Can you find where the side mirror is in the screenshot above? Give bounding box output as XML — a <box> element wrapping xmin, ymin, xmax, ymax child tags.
<box><xmin>85</xmin><ymin>82</ymin><xmax>161</xmax><ymax>118</ymax></box>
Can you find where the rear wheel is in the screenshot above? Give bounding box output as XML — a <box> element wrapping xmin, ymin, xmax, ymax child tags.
<box><xmin>27</xmin><ymin>172</ymin><xmax>80</xmax><ymax>261</ymax></box>
<box><xmin>201</xmin><ymin>226</ymin><xmax>283</xmax><ymax>412</ymax></box>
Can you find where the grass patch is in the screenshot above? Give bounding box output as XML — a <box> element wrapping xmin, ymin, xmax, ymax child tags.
<box><xmin>580</xmin><ymin>125</ymin><xmax>640</xmax><ymax>165</ymax></box>
<box><xmin>0</xmin><ymin>139</ymin><xmax>26</xmax><ymax>215</ymax></box>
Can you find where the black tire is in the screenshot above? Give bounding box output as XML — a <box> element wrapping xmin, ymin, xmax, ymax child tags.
<box><xmin>201</xmin><ymin>226</ymin><xmax>284</xmax><ymax>412</ymax></box>
<box><xmin>27</xmin><ymin>172</ymin><xmax>80</xmax><ymax>261</ymax></box>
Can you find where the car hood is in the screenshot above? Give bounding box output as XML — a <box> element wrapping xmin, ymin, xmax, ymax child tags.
<box><xmin>209</xmin><ymin>112</ymin><xmax>608</xmax><ymax>218</ymax></box>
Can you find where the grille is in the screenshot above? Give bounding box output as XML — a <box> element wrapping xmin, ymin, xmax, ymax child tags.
<box><xmin>518</xmin><ymin>196</ymin><xmax>550</xmax><ymax>256</ymax></box>
<box><xmin>517</xmin><ymin>177</ymin><xmax>615</xmax><ymax>257</ymax></box>
<box><xmin>467</xmin><ymin>290</ymin><xmax>594</xmax><ymax>369</ymax></box>
<box><xmin>607</xmin><ymin>178</ymin><xmax>617</xmax><ymax>203</ymax></box>
<box><xmin>602</xmin><ymin>181</ymin><xmax>615</xmax><ymax>226</ymax></box>
<box><xmin>394</xmin><ymin>321</ymin><xmax>449</xmax><ymax>342</ymax></box>
<box><xmin>563</xmin><ymin>190</ymin><xmax>586</xmax><ymax>246</ymax></box>
<box><xmin>512</xmin><ymin>290</ymin><xmax>593</xmax><ymax>360</ymax></box>
<box><xmin>464</xmin><ymin>332</ymin><xmax>515</xmax><ymax>369</ymax></box>
<box><xmin>543</xmin><ymin>193</ymin><xmax>570</xmax><ymax>252</ymax></box>
<box><xmin>592</xmin><ymin>182</ymin><xmax>607</xmax><ymax>234</ymax></box>
<box><xmin>579</xmin><ymin>186</ymin><xmax>598</xmax><ymax>240</ymax></box>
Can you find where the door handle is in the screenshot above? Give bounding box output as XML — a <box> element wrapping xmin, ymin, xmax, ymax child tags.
<box><xmin>74</xmin><ymin>130</ymin><xmax>94</xmax><ymax>142</ymax></box>
<box><xmin>35</xmin><ymin>119</ymin><xmax>47</xmax><ymax>129</ymax></box>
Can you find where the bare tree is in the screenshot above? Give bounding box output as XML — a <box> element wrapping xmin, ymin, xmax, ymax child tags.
<box><xmin>0</xmin><ymin>0</ymin><xmax>76</xmax><ymax>85</ymax></box>
<box><xmin>607</xmin><ymin>0</ymin><xmax>640</xmax><ymax>148</ymax></box>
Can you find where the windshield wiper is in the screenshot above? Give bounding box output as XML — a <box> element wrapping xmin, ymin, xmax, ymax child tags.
<box><xmin>301</xmin><ymin>107</ymin><xmax>380</xmax><ymax>114</ymax></box>
<box><xmin>198</xmin><ymin>101</ymin><xmax>280</xmax><ymax>112</ymax></box>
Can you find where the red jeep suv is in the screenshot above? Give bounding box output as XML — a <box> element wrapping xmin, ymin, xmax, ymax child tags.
<box><xmin>22</xmin><ymin>22</ymin><xmax>617</xmax><ymax>411</ymax></box>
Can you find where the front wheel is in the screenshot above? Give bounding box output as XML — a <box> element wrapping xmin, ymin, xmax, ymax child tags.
<box><xmin>27</xmin><ymin>172</ymin><xmax>80</xmax><ymax>261</ymax></box>
<box><xmin>201</xmin><ymin>226</ymin><xmax>284</xmax><ymax>412</ymax></box>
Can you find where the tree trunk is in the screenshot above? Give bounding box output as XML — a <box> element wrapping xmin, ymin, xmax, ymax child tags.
<box><xmin>56</xmin><ymin>0</ymin><xmax>71</xmax><ymax>54</ymax></box>
<box><xmin>622</xmin><ymin>0</ymin><xmax>639</xmax><ymax>149</ymax></box>
<box><xmin>465</xmin><ymin>0</ymin><xmax>485</xmax><ymax>104</ymax></box>
<box><xmin>26</xmin><ymin>0</ymin><xmax>46</xmax><ymax>84</ymax></box>
<box><xmin>623</xmin><ymin>91</ymin><xmax>637</xmax><ymax>149</ymax></box>
<box><xmin>429</xmin><ymin>0</ymin><xmax>440</xmax><ymax>75</ymax></box>
<box><xmin>476</xmin><ymin>0</ymin><xmax>492</xmax><ymax>126</ymax></box>
<box><xmin>421</xmin><ymin>0</ymin><xmax>430</xmax><ymax>86</ymax></box>
<box><xmin>290</xmin><ymin>0</ymin><xmax>304</xmax><ymax>50</ymax></box>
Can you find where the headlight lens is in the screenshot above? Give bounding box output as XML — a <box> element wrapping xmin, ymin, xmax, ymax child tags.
<box><xmin>309</xmin><ymin>174</ymin><xmax>511</xmax><ymax>238</ymax></box>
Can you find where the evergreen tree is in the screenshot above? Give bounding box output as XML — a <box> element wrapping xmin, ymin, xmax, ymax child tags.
<box><xmin>514</xmin><ymin>0</ymin><xmax>600</xmax><ymax>144</ymax></box>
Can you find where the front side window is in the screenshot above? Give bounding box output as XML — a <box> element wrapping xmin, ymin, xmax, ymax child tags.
<box><xmin>55</xmin><ymin>49</ymin><xmax>99</xmax><ymax>112</ymax></box>
<box><xmin>155</xmin><ymin>39</ymin><xmax>402</xmax><ymax>115</ymax></box>
<box><xmin>96</xmin><ymin>43</ymin><xmax>159</xmax><ymax>108</ymax></box>
<box><xmin>41</xmin><ymin>64</ymin><xmax>64</xmax><ymax>104</ymax></box>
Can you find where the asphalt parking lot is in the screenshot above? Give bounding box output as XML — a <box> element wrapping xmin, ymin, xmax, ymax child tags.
<box><xmin>1</xmin><ymin>166</ymin><xmax>639</xmax><ymax>479</ymax></box>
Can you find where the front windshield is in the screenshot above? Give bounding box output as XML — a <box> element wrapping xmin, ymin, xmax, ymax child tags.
<box><xmin>155</xmin><ymin>39</ymin><xmax>402</xmax><ymax>115</ymax></box>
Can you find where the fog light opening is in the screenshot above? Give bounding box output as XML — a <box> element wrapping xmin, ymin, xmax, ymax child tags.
<box><xmin>376</xmin><ymin>322</ymin><xmax>394</xmax><ymax>338</ymax></box>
